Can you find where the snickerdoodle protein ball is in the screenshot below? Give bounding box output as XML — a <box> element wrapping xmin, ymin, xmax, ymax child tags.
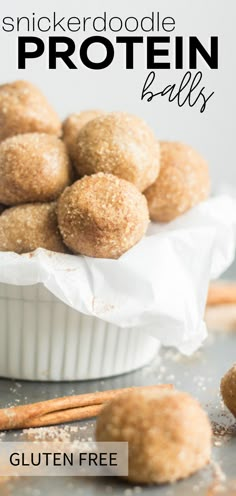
<box><xmin>0</xmin><ymin>80</ymin><xmax>61</xmax><ymax>142</ymax></box>
<box><xmin>0</xmin><ymin>133</ymin><xmax>71</xmax><ymax>205</ymax></box>
<box><xmin>144</xmin><ymin>141</ymin><xmax>210</xmax><ymax>222</ymax></box>
<box><xmin>0</xmin><ymin>203</ymin><xmax>66</xmax><ymax>254</ymax></box>
<box><xmin>96</xmin><ymin>389</ymin><xmax>212</xmax><ymax>484</ymax></box>
<box><xmin>63</xmin><ymin>110</ymin><xmax>103</xmax><ymax>163</ymax></box>
<box><xmin>57</xmin><ymin>173</ymin><xmax>149</xmax><ymax>259</ymax></box>
<box><xmin>221</xmin><ymin>364</ymin><xmax>236</xmax><ymax>417</ymax></box>
<box><xmin>73</xmin><ymin>112</ymin><xmax>160</xmax><ymax>192</ymax></box>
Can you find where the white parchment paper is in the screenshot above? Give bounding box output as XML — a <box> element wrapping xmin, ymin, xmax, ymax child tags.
<box><xmin>0</xmin><ymin>195</ymin><xmax>235</xmax><ymax>355</ymax></box>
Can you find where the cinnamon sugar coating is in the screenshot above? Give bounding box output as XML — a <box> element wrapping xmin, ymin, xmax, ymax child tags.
<box><xmin>0</xmin><ymin>133</ymin><xmax>71</xmax><ymax>205</ymax></box>
<box><xmin>0</xmin><ymin>80</ymin><xmax>61</xmax><ymax>142</ymax></box>
<box><xmin>63</xmin><ymin>110</ymin><xmax>103</xmax><ymax>163</ymax></box>
<box><xmin>57</xmin><ymin>173</ymin><xmax>149</xmax><ymax>259</ymax></box>
<box><xmin>144</xmin><ymin>141</ymin><xmax>210</xmax><ymax>222</ymax></box>
<box><xmin>221</xmin><ymin>365</ymin><xmax>236</xmax><ymax>417</ymax></box>
<box><xmin>73</xmin><ymin>112</ymin><xmax>160</xmax><ymax>191</ymax></box>
<box><xmin>0</xmin><ymin>203</ymin><xmax>66</xmax><ymax>254</ymax></box>
<box><xmin>96</xmin><ymin>389</ymin><xmax>212</xmax><ymax>484</ymax></box>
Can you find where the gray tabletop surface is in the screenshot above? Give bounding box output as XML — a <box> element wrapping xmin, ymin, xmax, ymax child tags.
<box><xmin>1</xmin><ymin>261</ymin><xmax>236</xmax><ymax>496</ymax></box>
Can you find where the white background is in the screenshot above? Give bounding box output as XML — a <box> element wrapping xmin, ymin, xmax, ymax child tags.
<box><xmin>0</xmin><ymin>0</ymin><xmax>234</xmax><ymax>190</ymax></box>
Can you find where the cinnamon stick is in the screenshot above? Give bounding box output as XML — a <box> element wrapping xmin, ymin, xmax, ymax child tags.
<box><xmin>0</xmin><ymin>384</ymin><xmax>172</xmax><ymax>431</ymax></box>
<box><xmin>207</xmin><ymin>282</ymin><xmax>236</xmax><ymax>306</ymax></box>
<box><xmin>20</xmin><ymin>404</ymin><xmax>104</xmax><ymax>429</ymax></box>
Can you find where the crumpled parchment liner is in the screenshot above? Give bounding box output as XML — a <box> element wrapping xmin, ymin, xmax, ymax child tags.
<box><xmin>0</xmin><ymin>195</ymin><xmax>235</xmax><ymax>355</ymax></box>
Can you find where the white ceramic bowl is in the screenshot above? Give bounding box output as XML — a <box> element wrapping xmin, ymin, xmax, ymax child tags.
<box><xmin>0</xmin><ymin>283</ymin><xmax>160</xmax><ymax>381</ymax></box>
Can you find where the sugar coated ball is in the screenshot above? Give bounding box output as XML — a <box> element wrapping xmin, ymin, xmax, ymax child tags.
<box><xmin>221</xmin><ymin>364</ymin><xmax>236</xmax><ymax>417</ymax></box>
<box><xmin>63</xmin><ymin>110</ymin><xmax>103</xmax><ymax>163</ymax></box>
<box><xmin>0</xmin><ymin>203</ymin><xmax>66</xmax><ymax>254</ymax></box>
<box><xmin>57</xmin><ymin>173</ymin><xmax>149</xmax><ymax>259</ymax></box>
<box><xmin>144</xmin><ymin>141</ymin><xmax>210</xmax><ymax>222</ymax></box>
<box><xmin>0</xmin><ymin>80</ymin><xmax>61</xmax><ymax>141</ymax></box>
<box><xmin>0</xmin><ymin>133</ymin><xmax>71</xmax><ymax>205</ymax></box>
<box><xmin>96</xmin><ymin>389</ymin><xmax>212</xmax><ymax>484</ymax></box>
<box><xmin>73</xmin><ymin>112</ymin><xmax>160</xmax><ymax>192</ymax></box>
